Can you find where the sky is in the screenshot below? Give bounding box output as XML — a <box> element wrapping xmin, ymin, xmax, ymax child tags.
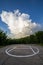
<box><xmin>0</xmin><ymin>0</ymin><xmax>43</xmax><ymax>38</ymax></box>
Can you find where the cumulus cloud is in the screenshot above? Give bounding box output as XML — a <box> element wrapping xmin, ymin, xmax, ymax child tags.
<box><xmin>0</xmin><ymin>9</ymin><xmax>40</xmax><ymax>38</ymax></box>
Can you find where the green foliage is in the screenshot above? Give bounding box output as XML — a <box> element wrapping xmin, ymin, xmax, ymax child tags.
<box><xmin>35</xmin><ymin>31</ymin><xmax>43</xmax><ymax>43</ymax></box>
<box><xmin>0</xmin><ymin>29</ymin><xmax>43</xmax><ymax>46</ymax></box>
<box><xmin>0</xmin><ymin>29</ymin><xmax>7</xmax><ymax>45</ymax></box>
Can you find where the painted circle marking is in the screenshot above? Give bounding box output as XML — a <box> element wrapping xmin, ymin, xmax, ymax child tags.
<box><xmin>5</xmin><ymin>46</ymin><xmax>39</xmax><ymax>57</ymax></box>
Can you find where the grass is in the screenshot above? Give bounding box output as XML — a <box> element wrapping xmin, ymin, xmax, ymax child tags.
<box><xmin>36</xmin><ymin>43</ymin><xmax>43</xmax><ymax>46</ymax></box>
<box><xmin>0</xmin><ymin>46</ymin><xmax>5</xmax><ymax>48</ymax></box>
<box><xmin>0</xmin><ymin>43</ymin><xmax>43</xmax><ymax>48</ymax></box>
<box><xmin>39</xmin><ymin>43</ymin><xmax>43</xmax><ymax>46</ymax></box>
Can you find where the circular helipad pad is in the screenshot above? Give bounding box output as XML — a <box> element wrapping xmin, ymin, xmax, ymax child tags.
<box><xmin>5</xmin><ymin>45</ymin><xmax>39</xmax><ymax>57</ymax></box>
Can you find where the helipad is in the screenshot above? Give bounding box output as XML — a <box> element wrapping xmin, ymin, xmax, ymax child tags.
<box><xmin>5</xmin><ymin>45</ymin><xmax>39</xmax><ymax>57</ymax></box>
<box><xmin>0</xmin><ymin>44</ymin><xmax>43</xmax><ymax>65</ymax></box>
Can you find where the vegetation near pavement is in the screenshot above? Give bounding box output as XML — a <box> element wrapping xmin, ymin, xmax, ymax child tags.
<box><xmin>0</xmin><ymin>29</ymin><xmax>43</xmax><ymax>46</ymax></box>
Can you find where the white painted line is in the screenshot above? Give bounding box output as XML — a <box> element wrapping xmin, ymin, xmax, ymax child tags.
<box><xmin>5</xmin><ymin>46</ymin><xmax>39</xmax><ymax>57</ymax></box>
<box><xmin>30</xmin><ymin>46</ymin><xmax>36</xmax><ymax>54</ymax></box>
<box><xmin>8</xmin><ymin>47</ymin><xmax>16</xmax><ymax>52</ymax></box>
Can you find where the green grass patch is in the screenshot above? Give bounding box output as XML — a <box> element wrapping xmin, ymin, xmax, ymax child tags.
<box><xmin>37</xmin><ymin>43</ymin><xmax>43</xmax><ymax>46</ymax></box>
<box><xmin>0</xmin><ymin>46</ymin><xmax>5</xmax><ymax>48</ymax></box>
<box><xmin>39</xmin><ymin>43</ymin><xmax>43</xmax><ymax>46</ymax></box>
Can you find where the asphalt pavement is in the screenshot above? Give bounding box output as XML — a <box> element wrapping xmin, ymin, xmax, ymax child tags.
<box><xmin>0</xmin><ymin>44</ymin><xmax>43</xmax><ymax>65</ymax></box>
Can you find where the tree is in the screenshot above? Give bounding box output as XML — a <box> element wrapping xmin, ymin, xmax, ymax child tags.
<box><xmin>29</xmin><ymin>35</ymin><xmax>35</xmax><ymax>43</ymax></box>
<box><xmin>0</xmin><ymin>29</ymin><xmax>7</xmax><ymax>45</ymax></box>
<box><xmin>35</xmin><ymin>31</ymin><xmax>43</xmax><ymax>43</ymax></box>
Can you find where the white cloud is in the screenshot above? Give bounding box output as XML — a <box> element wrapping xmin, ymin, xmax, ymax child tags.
<box><xmin>0</xmin><ymin>9</ymin><xmax>40</xmax><ymax>38</ymax></box>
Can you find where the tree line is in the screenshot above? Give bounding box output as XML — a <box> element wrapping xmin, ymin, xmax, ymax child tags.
<box><xmin>0</xmin><ymin>29</ymin><xmax>43</xmax><ymax>46</ymax></box>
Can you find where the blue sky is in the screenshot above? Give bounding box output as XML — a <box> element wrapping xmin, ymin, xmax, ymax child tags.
<box><xmin>0</xmin><ymin>0</ymin><xmax>43</xmax><ymax>38</ymax></box>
